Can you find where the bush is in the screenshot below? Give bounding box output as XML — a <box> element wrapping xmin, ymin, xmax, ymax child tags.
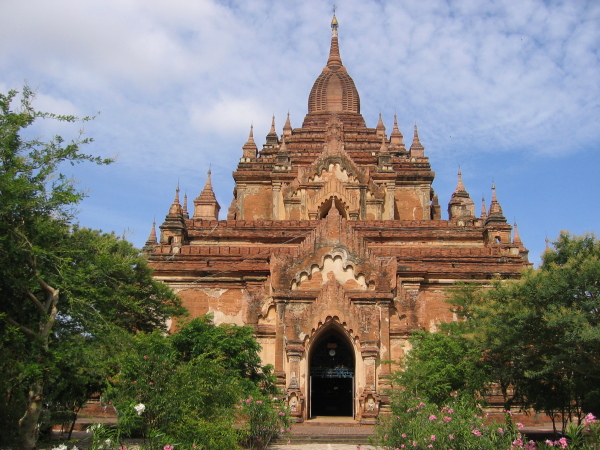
<box><xmin>105</xmin><ymin>332</ymin><xmax>242</xmax><ymax>447</ymax></box>
<box><xmin>100</xmin><ymin>317</ymin><xmax>289</xmax><ymax>449</ymax></box>
<box><xmin>237</xmin><ymin>396</ymin><xmax>290</xmax><ymax>450</ymax></box>
<box><xmin>376</xmin><ymin>390</ymin><xmax>520</xmax><ymax>449</ymax></box>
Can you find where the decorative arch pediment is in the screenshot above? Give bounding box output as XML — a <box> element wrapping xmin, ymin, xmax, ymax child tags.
<box><xmin>290</xmin><ymin>247</ymin><xmax>374</xmax><ymax>291</ymax></box>
<box><xmin>270</xmin><ymin>210</ymin><xmax>396</xmax><ymax>295</ymax></box>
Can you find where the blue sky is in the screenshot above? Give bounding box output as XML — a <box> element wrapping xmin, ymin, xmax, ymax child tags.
<box><xmin>2</xmin><ymin>0</ymin><xmax>599</xmax><ymax>266</ymax></box>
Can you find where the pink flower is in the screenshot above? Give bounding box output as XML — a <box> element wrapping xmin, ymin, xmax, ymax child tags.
<box><xmin>444</xmin><ymin>416</ymin><xmax>452</xmax><ymax>422</ymax></box>
<box><xmin>558</xmin><ymin>437</ymin><xmax>568</xmax><ymax>449</ymax></box>
<box><xmin>429</xmin><ymin>414</ymin><xmax>437</xmax><ymax>421</ymax></box>
<box><xmin>449</xmin><ymin>434</ymin><xmax>454</xmax><ymax>440</ymax></box>
<box><xmin>472</xmin><ymin>429</ymin><xmax>482</xmax><ymax>437</ymax></box>
<box><xmin>246</xmin><ymin>398</ymin><xmax>252</xmax><ymax>403</ymax></box>
<box><xmin>401</xmin><ymin>433</ymin><xmax>407</xmax><ymax>438</ymax></box>
<box><xmin>430</xmin><ymin>435</ymin><xmax>436</xmax><ymax>441</ymax></box>
<box><xmin>511</xmin><ymin>437</ymin><xmax>524</xmax><ymax>449</ymax></box>
<box><xmin>149</xmin><ymin>382</ymin><xmax>154</xmax><ymax>386</ymax></box>
<box><xmin>517</xmin><ymin>422</ymin><xmax>524</xmax><ymax>429</ymax></box>
<box><xmin>143</xmin><ymin>356</ymin><xmax>148</xmax><ymax>360</ymax></box>
<box><xmin>545</xmin><ymin>439</ymin><xmax>555</xmax><ymax>447</ymax></box>
<box><xmin>498</xmin><ymin>427</ymin><xmax>504</xmax><ymax>434</ymax></box>
<box><xmin>583</xmin><ymin>412</ymin><xmax>597</xmax><ymax>427</ymax></box>
<box><xmin>163</xmin><ymin>446</ymin><xmax>174</xmax><ymax>450</ymax></box>
<box><xmin>255</xmin><ymin>400</ymin><xmax>263</xmax><ymax>404</ymax></box>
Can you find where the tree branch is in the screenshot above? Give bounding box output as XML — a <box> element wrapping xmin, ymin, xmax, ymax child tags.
<box><xmin>3</xmin><ymin>315</ymin><xmax>37</xmax><ymax>340</ymax></box>
<box><xmin>23</xmin><ymin>288</ymin><xmax>47</xmax><ymax>314</ymax></box>
<box><xmin>38</xmin><ymin>277</ymin><xmax>58</xmax><ymax>312</ymax></box>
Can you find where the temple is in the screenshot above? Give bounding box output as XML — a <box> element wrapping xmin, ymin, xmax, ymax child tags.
<box><xmin>144</xmin><ymin>14</ymin><xmax>529</xmax><ymax>422</ymax></box>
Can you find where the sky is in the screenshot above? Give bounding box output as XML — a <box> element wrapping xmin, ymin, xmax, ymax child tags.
<box><xmin>1</xmin><ymin>0</ymin><xmax>599</xmax><ymax>266</ymax></box>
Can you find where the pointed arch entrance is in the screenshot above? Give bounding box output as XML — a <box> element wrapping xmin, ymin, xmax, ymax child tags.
<box><xmin>308</xmin><ymin>326</ymin><xmax>355</xmax><ymax>417</ymax></box>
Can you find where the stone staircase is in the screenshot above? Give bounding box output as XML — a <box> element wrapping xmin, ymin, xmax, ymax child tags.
<box><xmin>269</xmin><ymin>417</ymin><xmax>375</xmax><ymax>446</ymax></box>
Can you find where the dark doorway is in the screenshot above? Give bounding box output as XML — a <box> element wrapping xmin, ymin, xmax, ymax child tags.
<box><xmin>310</xmin><ymin>330</ymin><xmax>354</xmax><ymax>417</ymax></box>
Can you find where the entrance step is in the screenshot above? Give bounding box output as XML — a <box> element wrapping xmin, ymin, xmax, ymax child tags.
<box><xmin>270</xmin><ymin>418</ymin><xmax>375</xmax><ymax>446</ymax></box>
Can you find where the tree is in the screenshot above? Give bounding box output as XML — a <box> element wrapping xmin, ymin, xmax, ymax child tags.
<box><xmin>394</xmin><ymin>329</ymin><xmax>489</xmax><ymax>406</ymax></box>
<box><xmin>39</xmin><ymin>227</ymin><xmax>183</xmax><ymax>440</ymax></box>
<box><xmin>105</xmin><ymin>316</ymin><xmax>285</xmax><ymax>449</ymax></box>
<box><xmin>172</xmin><ymin>315</ymin><xmax>275</xmax><ymax>393</ymax></box>
<box><xmin>0</xmin><ymin>87</ymin><xmax>183</xmax><ymax>449</ymax></box>
<box><xmin>448</xmin><ymin>232</ymin><xmax>600</xmax><ymax>431</ymax></box>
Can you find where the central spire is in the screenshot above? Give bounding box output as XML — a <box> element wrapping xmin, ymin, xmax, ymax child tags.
<box><xmin>305</xmin><ymin>12</ymin><xmax>362</xmax><ymax>121</ymax></box>
<box><xmin>327</xmin><ymin>12</ymin><xmax>342</xmax><ymax>67</ymax></box>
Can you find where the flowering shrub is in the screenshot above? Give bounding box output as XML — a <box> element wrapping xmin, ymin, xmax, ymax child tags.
<box><xmin>377</xmin><ymin>390</ymin><xmax>519</xmax><ymax>449</ymax></box>
<box><xmin>535</xmin><ymin>413</ymin><xmax>600</xmax><ymax>450</ymax></box>
<box><xmin>107</xmin><ymin>351</ymin><xmax>241</xmax><ymax>448</ymax></box>
<box><xmin>378</xmin><ymin>388</ymin><xmax>600</xmax><ymax>449</ymax></box>
<box><xmin>237</xmin><ymin>396</ymin><xmax>290</xmax><ymax>450</ymax></box>
<box><xmin>101</xmin><ymin>318</ymin><xmax>287</xmax><ymax>450</ymax></box>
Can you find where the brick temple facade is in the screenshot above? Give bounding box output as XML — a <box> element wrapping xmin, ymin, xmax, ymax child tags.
<box><xmin>144</xmin><ymin>15</ymin><xmax>529</xmax><ymax>422</ymax></box>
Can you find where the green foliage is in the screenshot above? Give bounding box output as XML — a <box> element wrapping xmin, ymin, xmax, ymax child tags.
<box><xmin>0</xmin><ymin>322</ymin><xmax>29</xmax><ymax>444</ymax></box>
<box><xmin>105</xmin><ymin>316</ymin><xmax>288</xmax><ymax>449</ymax></box>
<box><xmin>172</xmin><ymin>315</ymin><xmax>276</xmax><ymax>393</ymax></box>
<box><xmin>0</xmin><ymin>86</ymin><xmax>183</xmax><ymax>449</ymax></box>
<box><xmin>0</xmin><ymin>86</ymin><xmax>111</xmax><ymax>326</ymax></box>
<box><xmin>0</xmin><ymin>85</ymin><xmax>111</xmax><ymax>449</ymax></box>
<box><xmin>107</xmin><ymin>330</ymin><xmax>241</xmax><ymax>442</ymax></box>
<box><xmin>376</xmin><ymin>389</ymin><xmax>520</xmax><ymax>449</ymax></box>
<box><xmin>61</xmin><ymin>226</ymin><xmax>184</xmax><ymax>334</ymax></box>
<box><xmin>396</xmin><ymin>329</ymin><xmax>489</xmax><ymax>406</ymax></box>
<box><xmin>237</xmin><ymin>396</ymin><xmax>290</xmax><ymax>450</ymax></box>
<box><xmin>446</xmin><ymin>232</ymin><xmax>600</xmax><ymax>431</ymax></box>
<box><xmin>378</xmin><ymin>232</ymin><xmax>600</xmax><ymax>448</ymax></box>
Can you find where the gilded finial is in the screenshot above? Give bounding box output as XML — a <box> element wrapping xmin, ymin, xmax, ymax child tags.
<box><xmin>332</xmin><ymin>4</ymin><xmax>338</xmax><ymax>23</ymax></box>
<box><xmin>325</xmin><ymin>5</ymin><xmax>343</xmax><ymax>68</ymax></box>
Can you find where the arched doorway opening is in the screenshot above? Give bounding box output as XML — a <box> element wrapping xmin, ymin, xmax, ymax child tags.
<box><xmin>309</xmin><ymin>328</ymin><xmax>355</xmax><ymax>417</ymax></box>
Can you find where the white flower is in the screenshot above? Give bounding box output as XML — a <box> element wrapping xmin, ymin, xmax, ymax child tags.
<box><xmin>134</xmin><ymin>403</ymin><xmax>146</xmax><ymax>415</ymax></box>
<box><xmin>87</xmin><ymin>423</ymin><xmax>102</xmax><ymax>433</ymax></box>
<box><xmin>51</xmin><ymin>445</ymin><xmax>67</xmax><ymax>450</ymax></box>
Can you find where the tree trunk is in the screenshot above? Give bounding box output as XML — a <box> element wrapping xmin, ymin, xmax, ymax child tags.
<box><xmin>17</xmin><ymin>282</ymin><xmax>59</xmax><ymax>450</ymax></box>
<box><xmin>19</xmin><ymin>381</ymin><xmax>44</xmax><ymax>450</ymax></box>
